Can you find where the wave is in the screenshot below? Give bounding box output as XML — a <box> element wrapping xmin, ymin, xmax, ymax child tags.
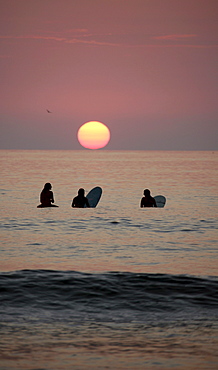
<box><xmin>1</xmin><ymin>270</ymin><xmax>218</xmax><ymax>322</ymax></box>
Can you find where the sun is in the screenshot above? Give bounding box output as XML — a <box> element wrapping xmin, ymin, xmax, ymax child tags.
<box><xmin>77</xmin><ymin>121</ymin><xmax>110</xmax><ymax>149</ymax></box>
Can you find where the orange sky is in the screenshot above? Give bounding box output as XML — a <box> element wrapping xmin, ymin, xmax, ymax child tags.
<box><xmin>0</xmin><ymin>0</ymin><xmax>217</xmax><ymax>149</ymax></box>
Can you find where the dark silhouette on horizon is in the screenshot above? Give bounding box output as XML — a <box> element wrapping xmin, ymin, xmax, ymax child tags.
<box><xmin>46</xmin><ymin>109</ymin><xmax>52</xmax><ymax>113</ymax></box>
<box><xmin>37</xmin><ymin>183</ymin><xmax>59</xmax><ymax>208</ymax></box>
<box><xmin>140</xmin><ymin>189</ymin><xmax>157</xmax><ymax>207</ymax></box>
<box><xmin>72</xmin><ymin>188</ymin><xmax>90</xmax><ymax>208</ymax></box>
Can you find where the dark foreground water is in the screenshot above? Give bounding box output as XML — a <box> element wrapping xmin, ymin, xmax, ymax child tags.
<box><xmin>1</xmin><ymin>150</ymin><xmax>218</xmax><ymax>368</ymax></box>
<box><xmin>0</xmin><ymin>270</ymin><xmax>218</xmax><ymax>369</ymax></box>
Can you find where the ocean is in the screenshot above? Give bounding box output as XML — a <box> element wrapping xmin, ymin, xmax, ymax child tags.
<box><xmin>0</xmin><ymin>150</ymin><xmax>218</xmax><ymax>369</ymax></box>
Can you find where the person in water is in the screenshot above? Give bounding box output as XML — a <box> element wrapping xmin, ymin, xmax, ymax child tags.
<box><xmin>140</xmin><ymin>189</ymin><xmax>157</xmax><ymax>208</ymax></box>
<box><xmin>37</xmin><ymin>183</ymin><xmax>59</xmax><ymax>208</ymax></box>
<box><xmin>72</xmin><ymin>188</ymin><xmax>90</xmax><ymax>208</ymax></box>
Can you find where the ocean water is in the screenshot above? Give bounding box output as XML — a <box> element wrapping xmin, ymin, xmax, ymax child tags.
<box><xmin>0</xmin><ymin>150</ymin><xmax>218</xmax><ymax>369</ymax></box>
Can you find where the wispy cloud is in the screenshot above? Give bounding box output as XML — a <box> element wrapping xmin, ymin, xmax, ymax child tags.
<box><xmin>153</xmin><ymin>34</ymin><xmax>197</xmax><ymax>41</ymax></box>
<box><xmin>0</xmin><ymin>35</ymin><xmax>66</xmax><ymax>42</ymax></box>
<box><xmin>0</xmin><ymin>34</ymin><xmax>122</xmax><ymax>47</ymax></box>
<box><xmin>65</xmin><ymin>38</ymin><xmax>120</xmax><ymax>47</ymax></box>
<box><xmin>0</xmin><ymin>33</ymin><xmax>217</xmax><ymax>49</ymax></box>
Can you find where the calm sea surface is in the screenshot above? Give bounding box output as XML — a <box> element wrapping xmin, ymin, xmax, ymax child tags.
<box><xmin>0</xmin><ymin>150</ymin><xmax>218</xmax><ymax>369</ymax></box>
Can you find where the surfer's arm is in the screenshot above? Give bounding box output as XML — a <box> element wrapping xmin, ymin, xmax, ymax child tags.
<box><xmin>50</xmin><ymin>191</ymin><xmax>54</xmax><ymax>203</ymax></box>
<box><xmin>40</xmin><ymin>192</ymin><xmax>43</xmax><ymax>203</ymax></box>
<box><xmin>85</xmin><ymin>198</ymin><xmax>90</xmax><ymax>208</ymax></box>
<box><xmin>140</xmin><ymin>198</ymin><xmax>144</xmax><ymax>208</ymax></box>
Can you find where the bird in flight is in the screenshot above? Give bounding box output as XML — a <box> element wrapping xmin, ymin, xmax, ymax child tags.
<box><xmin>46</xmin><ymin>109</ymin><xmax>52</xmax><ymax>113</ymax></box>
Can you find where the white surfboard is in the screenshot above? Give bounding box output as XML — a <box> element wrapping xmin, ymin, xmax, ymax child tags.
<box><xmin>85</xmin><ymin>186</ymin><xmax>102</xmax><ymax>208</ymax></box>
<box><xmin>154</xmin><ymin>195</ymin><xmax>166</xmax><ymax>208</ymax></box>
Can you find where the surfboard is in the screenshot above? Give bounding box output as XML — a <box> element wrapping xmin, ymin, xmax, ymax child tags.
<box><xmin>154</xmin><ymin>195</ymin><xmax>166</xmax><ymax>208</ymax></box>
<box><xmin>85</xmin><ymin>186</ymin><xmax>102</xmax><ymax>208</ymax></box>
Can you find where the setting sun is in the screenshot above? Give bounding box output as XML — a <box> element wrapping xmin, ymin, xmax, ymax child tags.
<box><xmin>77</xmin><ymin>121</ymin><xmax>110</xmax><ymax>149</ymax></box>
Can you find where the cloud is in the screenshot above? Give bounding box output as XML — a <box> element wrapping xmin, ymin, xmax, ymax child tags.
<box><xmin>0</xmin><ymin>33</ymin><xmax>217</xmax><ymax>49</ymax></box>
<box><xmin>65</xmin><ymin>38</ymin><xmax>120</xmax><ymax>47</ymax></box>
<box><xmin>0</xmin><ymin>34</ymin><xmax>122</xmax><ymax>47</ymax></box>
<box><xmin>0</xmin><ymin>35</ymin><xmax>66</xmax><ymax>42</ymax></box>
<box><xmin>153</xmin><ymin>34</ymin><xmax>197</xmax><ymax>41</ymax></box>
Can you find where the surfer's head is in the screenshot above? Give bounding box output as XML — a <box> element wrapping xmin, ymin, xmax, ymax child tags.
<box><xmin>78</xmin><ymin>188</ymin><xmax>85</xmax><ymax>196</ymax></box>
<box><xmin>144</xmin><ymin>189</ymin><xmax>150</xmax><ymax>197</ymax></box>
<box><xmin>44</xmin><ymin>183</ymin><xmax>52</xmax><ymax>191</ymax></box>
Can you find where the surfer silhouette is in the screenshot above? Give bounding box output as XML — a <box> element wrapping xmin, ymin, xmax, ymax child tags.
<box><xmin>140</xmin><ymin>189</ymin><xmax>157</xmax><ymax>208</ymax></box>
<box><xmin>37</xmin><ymin>183</ymin><xmax>59</xmax><ymax>208</ymax></box>
<box><xmin>72</xmin><ymin>188</ymin><xmax>90</xmax><ymax>208</ymax></box>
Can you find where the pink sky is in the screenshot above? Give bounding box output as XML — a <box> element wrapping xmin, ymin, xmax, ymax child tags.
<box><xmin>0</xmin><ymin>0</ymin><xmax>217</xmax><ymax>150</ymax></box>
